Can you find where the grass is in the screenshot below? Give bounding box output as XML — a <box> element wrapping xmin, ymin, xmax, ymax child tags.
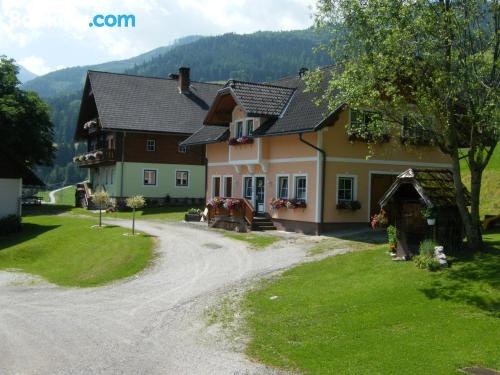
<box><xmin>222</xmin><ymin>231</ymin><xmax>280</xmax><ymax>249</ymax></box>
<box><xmin>461</xmin><ymin>147</ymin><xmax>500</xmax><ymax>217</ymax></box>
<box><xmin>36</xmin><ymin>190</ymin><xmax>49</xmax><ymax>202</ymax></box>
<box><xmin>0</xmin><ymin>214</ymin><xmax>154</xmax><ymax>287</ymax></box>
<box><xmin>242</xmin><ymin>230</ymin><xmax>500</xmax><ymax>374</ymax></box>
<box><xmin>89</xmin><ymin>205</ymin><xmax>202</xmax><ymax>221</ymax></box>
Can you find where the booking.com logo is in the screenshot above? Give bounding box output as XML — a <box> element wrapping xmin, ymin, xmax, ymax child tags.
<box><xmin>89</xmin><ymin>14</ymin><xmax>136</xmax><ymax>28</ymax></box>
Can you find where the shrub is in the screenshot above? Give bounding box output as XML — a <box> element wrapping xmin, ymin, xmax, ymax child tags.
<box><xmin>419</xmin><ymin>239</ymin><xmax>438</xmax><ymax>257</ymax></box>
<box><xmin>413</xmin><ymin>254</ymin><xmax>441</xmax><ymax>271</ymax></box>
<box><xmin>187</xmin><ymin>208</ymin><xmax>202</xmax><ymax>215</ymax></box>
<box><xmin>0</xmin><ymin>215</ymin><xmax>22</xmax><ymax>236</ymax></box>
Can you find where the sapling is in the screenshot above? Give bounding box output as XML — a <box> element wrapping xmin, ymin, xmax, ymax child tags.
<box><xmin>126</xmin><ymin>195</ymin><xmax>145</xmax><ymax>235</ymax></box>
<box><xmin>93</xmin><ymin>191</ymin><xmax>109</xmax><ymax>227</ymax></box>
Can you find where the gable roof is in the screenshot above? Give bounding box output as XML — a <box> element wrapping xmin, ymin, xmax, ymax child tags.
<box><xmin>0</xmin><ymin>153</ymin><xmax>45</xmax><ymax>187</ymax></box>
<box><xmin>222</xmin><ymin>80</ymin><xmax>295</xmax><ymax>117</ymax></box>
<box><xmin>75</xmin><ymin>71</ymin><xmax>222</xmax><ymax>140</ymax></box>
<box><xmin>379</xmin><ymin>168</ymin><xmax>470</xmax><ymax>208</ymax></box>
<box><xmin>184</xmin><ymin>66</ymin><xmax>339</xmax><ymax>145</ymax></box>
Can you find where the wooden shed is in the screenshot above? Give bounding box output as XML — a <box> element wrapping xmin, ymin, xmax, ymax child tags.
<box><xmin>378</xmin><ymin>169</ymin><xmax>470</xmax><ymax>257</ymax></box>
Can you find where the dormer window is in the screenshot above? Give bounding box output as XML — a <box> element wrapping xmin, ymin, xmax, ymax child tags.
<box><xmin>236</xmin><ymin>121</ymin><xmax>243</xmax><ymax>138</ymax></box>
<box><xmin>246</xmin><ymin>119</ymin><xmax>254</xmax><ymax>136</ymax></box>
<box><xmin>146</xmin><ymin>139</ymin><xmax>156</xmax><ymax>152</ymax></box>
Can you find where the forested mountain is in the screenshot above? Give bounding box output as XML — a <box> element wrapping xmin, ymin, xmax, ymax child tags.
<box><xmin>127</xmin><ymin>29</ymin><xmax>330</xmax><ymax>81</ymax></box>
<box><xmin>28</xmin><ymin>29</ymin><xmax>331</xmax><ymax>186</ymax></box>
<box><xmin>23</xmin><ymin>35</ymin><xmax>203</xmax><ymax>98</ymax></box>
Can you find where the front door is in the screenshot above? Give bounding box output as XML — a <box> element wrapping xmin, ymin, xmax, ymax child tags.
<box><xmin>255</xmin><ymin>177</ymin><xmax>265</xmax><ymax>214</ymax></box>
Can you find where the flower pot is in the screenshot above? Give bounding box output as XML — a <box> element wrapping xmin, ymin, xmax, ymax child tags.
<box><xmin>185</xmin><ymin>213</ymin><xmax>201</xmax><ymax>222</ymax></box>
<box><xmin>427</xmin><ymin>218</ymin><xmax>436</xmax><ymax>226</ymax></box>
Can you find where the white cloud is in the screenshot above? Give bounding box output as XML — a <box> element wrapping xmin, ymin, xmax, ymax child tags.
<box><xmin>1</xmin><ymin>0</ymin><xmax>316</xmax><ymax>73</ymax></box>
<box><xmin>18</xmin><ymin>56</ymin><xmax>64</xmax><ymax>75</ymax></box>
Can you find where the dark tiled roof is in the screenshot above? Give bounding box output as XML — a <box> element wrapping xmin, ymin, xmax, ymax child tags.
<box><xmin>181</xmin><ymin>125</ymin><xmax>229</xmax><ymax>146</ymax></box>
<box><xmin>223</xmin><ymin>80</ymin><xmax>295</xmax><ymax>117</ymax></box>
<box><xmin>252</xmin><ymin>69</ymin><xmax>336</xmax><ymax>136</ymax></box>
<box><xmin>88</xmin><ymin>71</ymin><xmax>222</xmax><ymax>134</ymax></box>
<box><xmin>0</xmin><ymin>153</ymin><xmax>45</xmax><ymax>186</ymax></box>
<box><xmin>379</xmin><ymin>168</ymin><xmax>470</xmax><ymax>208</ymax></box>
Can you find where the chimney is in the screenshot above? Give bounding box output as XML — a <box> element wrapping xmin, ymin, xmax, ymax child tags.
<box><xmin>298</xmin><ymin>67</ymin><xmax>308</xmax><ymax>78</ymax></box>
<box><xmin>178</xmin><ymin>67</ymin><xmax>190</xmax><ymax>94</ymax></box>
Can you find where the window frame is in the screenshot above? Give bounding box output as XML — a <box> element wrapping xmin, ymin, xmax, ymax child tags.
<box><xmin>212</xmin><ymin>175</ymin><xmax>221</xmax><ymax>198</ymax></box>
<box><xmin>235</xmin><ymin>121</ymin><xmax>243</xmax><ymax>138</ymax></box>
<box><xmin>293</xmin><ymin>174</ymin><xmax>308</xmax><ymax>202</ymax></box>
<box><xmin>246</xmin><ymin>119</ymin><xmax>254</xmax><ymax>136</ymax></box>
<box><xmin>275</xmin><ymin>174</ymin><xmax>290</xmax><ymax>200</ymax></box>
<box><xmin>175</xmin><ymin>170</ymin><xmax>189</xmax><ymax>188</ymax></box>
<box><xmin>143</xmin><ymin>169</ymin><xmax>158</xmax><ymax>186</ymax></box>
<box><xmin>336</xmin><ymin>174</ymin><xmax>358</xmax><ymax>204</ymax></box>
<box><xmin>146</xmin><ymin>139</ymin><xmax>156</xmax><ymax>152</ymax></box>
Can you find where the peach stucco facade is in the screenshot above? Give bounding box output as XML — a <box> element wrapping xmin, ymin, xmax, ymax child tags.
<box><xmin>206</xmin><ymin>105</ymin><xmax>452</xmax><ymax>233</ymax></box>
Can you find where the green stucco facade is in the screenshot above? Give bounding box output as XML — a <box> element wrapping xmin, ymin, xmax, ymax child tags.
<box><xmin>89</xmin><ymin>162</ymin><xmax>205</xmax><ymax>198</ymax></box>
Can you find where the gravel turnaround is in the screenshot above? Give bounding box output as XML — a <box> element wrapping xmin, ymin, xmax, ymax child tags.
<box><xmin>0</xmin><ymin>220</ymin><xmax>359</xmax><ymax>375</ymax></box>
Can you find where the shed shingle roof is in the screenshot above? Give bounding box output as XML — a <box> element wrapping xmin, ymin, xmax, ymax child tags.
<box><xmin>86</xmin><ymin>71</ymin><xmax>221</xmax><ymax>135</ymax></box>
<box><xmin>379</xmin><ymin>168</ymin><xmax>471</xmax><ymax>208</ymax></box>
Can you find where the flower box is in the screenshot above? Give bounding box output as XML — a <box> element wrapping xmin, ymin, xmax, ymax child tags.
<box><xmin>185</xmin><ymin>213</ymin><xmax>201</xmax><ymax>222</ymax></box>
<box><xmin>336</xmin><ymin>200</ymin><xmax>362</xmax><ymax>211</ymax></box>
<box><xmin>228</xmin><ymin>136</ymin><xmax>254</xmax><ymax>146</ymax></box>
<box><xmin>270</xmin><ymin>198</ymin><xmax>307</xmax><ymax>210</ymax></box>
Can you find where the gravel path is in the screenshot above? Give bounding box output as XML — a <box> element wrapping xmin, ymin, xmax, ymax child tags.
<box><xmin>0</xmin><ymin>220</ymin><xmax>366</xmax><ymax>375</ymax></box>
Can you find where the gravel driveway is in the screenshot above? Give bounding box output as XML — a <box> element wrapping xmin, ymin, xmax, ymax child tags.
<box><xmin>0</xmin><ymin>220</ymin><xmax>364</xmax><ymax>375</ymax></box>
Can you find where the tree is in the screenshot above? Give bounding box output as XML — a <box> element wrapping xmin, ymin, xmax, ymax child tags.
<box><xmin>93</xmin><ymin>191</ymin><xmax>109</xmax><ymax>228</ymax></box>
<box><xmin>126</xmin><ymin>196</ymin><xmax>146</xmax><ymax>235</ymax></box>
<box><xmin>309</xmin><ymin>0</ymin><xmax>499</xmax><ymax>250</ymax></box>
<box><xmin>0</xmin><ymin>56</ymin><xmax>55</xmax><ymax>167</ymax></box>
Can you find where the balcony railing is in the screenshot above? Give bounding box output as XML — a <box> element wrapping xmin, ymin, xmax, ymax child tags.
<box><xmin>207</xmin><ymin>197</ymin><xmax>255</xmax><ymax>225</ymax></box>
<box><xmin>74</xmin><ymin>148</ymin><xmax>116</xmax><ymax>167</ymax></box>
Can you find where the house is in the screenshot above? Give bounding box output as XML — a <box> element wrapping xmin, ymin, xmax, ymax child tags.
<box><xmin>181</xmin><ymin>68</ymin><xmax>453</xmax><ymax>234</ymax></box>
<box><xmin>73</xmin><ymin>68</ymin><xmax>222</xmax><ymax>206</ymax></box>
<box><xmin>378</xmin><ymin>168</ymin><xmax>470</xmax><ymax>256</ymax></box>
<box><xmin>0</xmin><ymin>153</ymin><xmax>44</xmax><ymax>218</ymax></box>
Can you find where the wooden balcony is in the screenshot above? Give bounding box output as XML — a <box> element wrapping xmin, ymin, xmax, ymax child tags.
<box><xmin>75</xmin><ymin>148</ymin><xmax>116</xmax><ymax>168</ymax></box>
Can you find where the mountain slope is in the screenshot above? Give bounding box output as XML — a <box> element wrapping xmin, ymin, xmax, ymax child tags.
<box><xmin>17</xmin><ymin>65</ymin><xmax>38</xmax><ymax>83</ymax></box>
<box><xmin>23</xmin><ymin>35</ymin><xmax>203</xmax><ymax>98</ymax></box>
<box><xmin>128</xmin><ymin>29</ymin><xmax>330</xmax><ymax>82</ymax></box>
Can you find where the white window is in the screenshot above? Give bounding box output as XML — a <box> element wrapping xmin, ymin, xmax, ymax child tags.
<box><xmin>243</xmin><ymin>177</ymin><xmax>252</xmax><ymax>199</ymax></box>
<box><xmin>146</xmin><ymin>139</ymin><xmax>156</xmax><ymax>152</ymax></box>
<box><xmin>294</xmin><ymin>176</ymin><xmax>307</xmax><ymax>201</ymax></box>
<box><xmin>176</xmin><ymin>170</ymin><xmax>189</xmax><ymax>187</ymax></box>
<box><xmin>246</xmin><ymin>119</ymin><xmax>254</xmax><ymax>136</ymax></box>
<box><xmin>236</xmin><ymin>121</ymin><xmax>243</xmax><ymax>138</ymax></box>
<box><xmin>144</xmin><ymin>170</ymin><xmax>157</xmax><ymax>186</ymax></box>
<box><xmin>337</xmin><ymin>176</ymin><xmax>356</xmax><ymax>202</ymax></box>
<box><xmin>277</xmin><ymin>176</ymin><xmax>289</xmax><ymax>199</ymax></box>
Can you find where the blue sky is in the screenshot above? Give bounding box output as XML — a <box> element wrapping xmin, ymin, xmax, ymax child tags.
<box><xmin>0</xmin><ymin>0</ymin><xmax>315</xmax><ymax>75</ymax></box>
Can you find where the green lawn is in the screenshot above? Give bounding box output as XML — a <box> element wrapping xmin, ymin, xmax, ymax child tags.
<box><xmin>242</xmin><ymin>231</ymin><xmax>500</xmax><ymax>374</ymax></box>
<box><xmin>0</xmin><ymin>214</ymin><xmax>154</xmax><ymax>287</ymax></box>
<box><xmin>36</xmin><ymin>190</ymin><xmax>49</xmax><ymax>203</ymax></box>
<box><xmin>91</xmin><ymin>205</ymin><xmax>202</xmax><ymax>221</ymax></box>
<box><xmin>223</xmin><ymin>231</ymin><xmax>280</xmax><ymax>249</ymax></box>
<box><xmin>461</xmin><ymin>147</ymin><xmax>500</xmax><ymax>217</ymax></box>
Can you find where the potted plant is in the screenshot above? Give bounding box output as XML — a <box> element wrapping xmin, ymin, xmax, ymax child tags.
<box><xmin>336</xmin><ymin>200</ymin><xmax>361</xmax><ymax>211</ymax></box>
<box><xmin>370</xmin><ymin>209</ymin><xmax>388</xmax><ymax>229</ymax></box>
<box><xmin>421</xmin><ymin>206</ymin><xmax>436</xmax><ymax>225</ymax></box>
<box><xmin>185</xmin><ymin>208</ymin><xmax>202</xmax><ymax>222</ymax></box>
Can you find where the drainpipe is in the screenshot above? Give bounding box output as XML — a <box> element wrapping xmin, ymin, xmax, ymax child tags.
<box><xmin>120</xmin><ymin>131</ymin><xmax>126</xmax><ymax>198</ymax></box>
<box><xmin>299</xmin><ymin>133</ymin><xmax>326</xmax><ymax>232</ymax></box>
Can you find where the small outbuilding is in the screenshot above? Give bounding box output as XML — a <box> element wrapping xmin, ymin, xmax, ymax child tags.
<box><xmin>0</xmin><ymin>153</ymin><xmax>45</xmax><ymax>218</ymax></box>
<box><xmin>378</xmin><ymin>168</ymin><xmax>470</xmax><ymax>257</ymax></box>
